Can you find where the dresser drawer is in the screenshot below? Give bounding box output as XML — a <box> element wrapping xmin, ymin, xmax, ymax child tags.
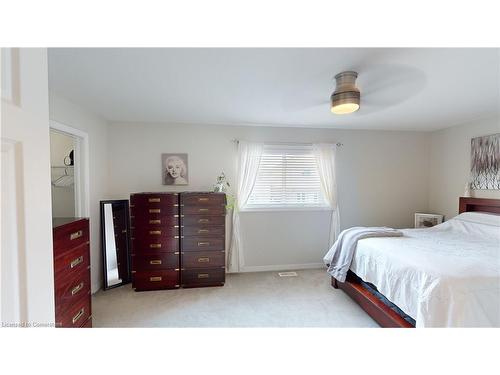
<box><xmin>132</xmin><ymin>225</ymin><xmax>179</xmax><ymax>239</ymax></box>
<box><xmin>55</xmin><ymin>269</ymin><xmax>91</xmax><ymax>318</ymax></box>
<box><xmin>181</xmin><ymin>205</ymin><xmax>225</xmax><ymax>216</ymax></box>
<box><xmin>181</xmin><ymin>268</ymin><xmax>225</xmax><ymax>288</ymax></box>
<box><xmin>182</xmin><ymin>251</ymin><xmax>225</xmax><ymax>269</ymax></box>
<box><xmin>181</xmin><ymin>193</ymin><xmax>226</xmax><ymax>206</ymax></box>
<box><xmin>57</xmin><ymin>294</ymin><xmax>91</xmax><ymax>328</ymax></box>
<box><xmin>131</xmin><ymin>208</ymin><xmax>180</xmax><ymax>223</ymax></box>
<box><xmin>132</xmin><ymin>253</ymin><xmax>180</xmax><ymax>271</ymax></box>
<box><xmin>133</xmin><ymin>270</ymin><xmax>180</xmax><ymax>291</ymax></box>
<box><xmin>132</xmin><ymin>230</ymin><xmax>180</xmax><ymax>243</ymax></box>
<box><xmin>132</xmin><ymin>236</ymin><xmax>179</xmax><ymax>254</ymax></box>
<box><xmin>182</xmin><ymin>225</ymin><xmax>224</xmax><ymax>237</ymax></box>
<box><xmin>131</xmin><ymin>193</ymin><xmax>179</xmax><ymax>206</ymax></box>
<box><xmin>181</xmin><ymin>237</ymin><xmax>224</xmax><ymax>251</ymax></box>
<box><xmin>53</xmin><ymin>219</ymin><xmax>89</xmax><ymax>255</ymax></box>
<box><xmin>131</xmin><ymin>214</ymin><xmax>181</xmax><ymax>228</ymax></box>
<box><xmin>181</xmin><ymin>215</ymin><xmax>225</xmax><ymax>226</ymax></box>
<box><xmin>54</xmin><ymin>243</ymin><xmax>90</xmax><ymax>284</ymax></box>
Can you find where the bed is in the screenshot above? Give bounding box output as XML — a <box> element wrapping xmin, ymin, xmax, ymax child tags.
<box><xmin>331</xmin><ymin>197</ymin><xmax>500</xmax><ymax>328</ymax></box>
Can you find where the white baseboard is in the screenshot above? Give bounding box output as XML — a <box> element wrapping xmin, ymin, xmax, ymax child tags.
<box><xmin>239</xmin><ymin>263</ymin><xmax>325</xmax><ymax>273</ymax></box>
<box><xmin>91</xmin><ymin>282</ymin><xmax>101</xmax><ymax>295</ymax></box>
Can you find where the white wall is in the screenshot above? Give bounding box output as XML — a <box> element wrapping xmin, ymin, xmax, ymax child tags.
<box><xmin>107</xmin><ymin>122</ymin><xmax>430</xmax><ymax>271</ymax></box>
<box><xmin>48</xmin><ymin>93</ymin><xmax>109</xmax><ymax>293</ymax></box>
<box><xmin>428</xmin><ymin>116</ymin><xmax>500</xmax><ymax>220</ymax></box>
<box><xmin>50</xmin><ymin>131</ymin><xmax>75</xmax><ymax>217</ymax></box>
<box><xmin>1</xmin><ymin>48</ymin><xmax>54</xmax><ymax>325</ymax></box>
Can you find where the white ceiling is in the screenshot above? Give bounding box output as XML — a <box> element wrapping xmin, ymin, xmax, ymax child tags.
<box><xmin>48</xmin><ymin>48</ymin><xmax>499</xmax><ymax>131</ymax></box>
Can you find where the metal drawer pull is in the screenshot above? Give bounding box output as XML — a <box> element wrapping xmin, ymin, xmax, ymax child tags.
<box><xmin>149</xmin><ymin>220</ymin><xmax>161</xmax><ymax>224</ymax></box>
<box><xmin>70</xmin><ymin>230</ymin><xmax>83</xmax><ymax>240</ymax></box>
<box><xmin>122</xmin><ymin>229</ymin><xmax>127</xmax><ymax>233</ymax></box>
<box><xmin>198</xmin><ymin>242</ymin><xmax>210</xmax><ymax>246</ymax></box>
<box><xmin>150</xmin><ymin>276</ymin><xmax>162</xmax><ymax>282</ymax></box>
<box><xmin>150</xmin><ymin>244</ymin><xmax>162</xmax><ymax>248</ymax></box>
<box><xmin>149</xmin><ymin>230</ymin><xmax>161</xmax><ymax>235</ymax></box>
<box><xmin>148</xmin><ymin>198</ymin><xmax>161</xmax><ymax>203</ymax></box>
<box><xmin>174</xmin><ymin>252</ymin><xmax>180</xmax><ymax>255</ymax></box>
<box><xmin>72</xmin><ymin>308</ymin><xmax>85</xmax><ymax>324</ymax></box>
<box><xmin>70</xmin><ymin>256</ymin><xmax>84</xmax><ymax>268</ymax></box>
<box><xmin>199</xmin><ymin>208</ymin><xmax>209</xmax><ymax>212</ymax></box>
<box><xmin>198</xmin><ymin>197</ymin><xmax>209</xmax><ymax>201</ymax></box>
<box><xmin>198</xmin><ymin>257</ymin><xmax>210</xmax><ymax>263</ymax></box>
<box><xmin>198</xmin><ymin>273</ymin><xmax>210</xmax><ymax>279</ymax></box>
<box><xmin>150</xmin><ymin>260</ymin><xmax>162</xmax><ymax>265</ymax></box>
<box><xmin>198</xmin><ymin>229</ymin><xmax>209</xmax><ymax>233</ymax></box>
<box><xmin>198</xmin><ymin>219</ymin><xmax>209</xmax><ymax>223</ymax></box>
<box><xmin>149</xmin><ymin>209</ymin><xmax>161</xmax><ymax>213</ymax></box>
<box><xmin>71</xmin><ymin>283</ymin><xmax>84</xmax><ymax>295</ymax></box>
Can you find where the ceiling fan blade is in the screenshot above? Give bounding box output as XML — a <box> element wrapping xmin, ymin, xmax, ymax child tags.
<box><xmin>358</xmin><ymin>63</ymin><xmax>426</xmax><ymax>108</ymax></box>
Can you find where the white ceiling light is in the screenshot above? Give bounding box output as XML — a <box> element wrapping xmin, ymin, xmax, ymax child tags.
<box><xmin>330</xmin><ymin>71</ymin><xmax>360</xmax><ymax>115</ymax></box>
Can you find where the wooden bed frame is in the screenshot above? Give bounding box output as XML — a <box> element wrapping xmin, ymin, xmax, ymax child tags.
<box><xmin>332</xmin><ymin>197</ymin><xmax>500</xmax><ymax>328</ymax></box>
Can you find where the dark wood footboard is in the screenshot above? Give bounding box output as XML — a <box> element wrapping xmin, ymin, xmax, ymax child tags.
<box><xmin>333</xmin><ymin>273</ymin><xmax>414</xmax><ymax>328</ymax></box>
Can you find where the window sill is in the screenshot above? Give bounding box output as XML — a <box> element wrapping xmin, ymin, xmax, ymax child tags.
<box><xmin>240</xmin><ymin>206</ymin><xmax>332</xmax><ymax>213</ymax></box>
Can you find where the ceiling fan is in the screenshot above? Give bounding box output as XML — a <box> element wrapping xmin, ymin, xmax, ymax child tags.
<box><xmin>330</xmin><ymin>71</ymin><xmax>360</xmax><ymax>115</ymax></box>
<box><xmin>282</xmin><ymin>64</ymin><xmax>425</xmax><ymax>116</ymax></box>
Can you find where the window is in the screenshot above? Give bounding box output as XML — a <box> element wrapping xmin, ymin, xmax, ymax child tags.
<box><xmin>245</xmin><ymin>144</ymin><xmax>328</xmax><ymax>209</ymax></box>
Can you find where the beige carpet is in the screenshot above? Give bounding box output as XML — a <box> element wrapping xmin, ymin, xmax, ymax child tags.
<box><xmin>92</xmin><ymin>269</ymin><xmax>379</xmax><ymax>327</ymax></box>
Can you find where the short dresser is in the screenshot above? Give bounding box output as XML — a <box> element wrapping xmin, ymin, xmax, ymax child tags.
<box><xmin>53</xmin><ymin>217</ymin><xmax>92</xmax><ymax>328</ymax></box>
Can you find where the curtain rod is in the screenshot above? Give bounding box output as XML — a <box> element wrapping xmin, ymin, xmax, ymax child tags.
<box><xmin>231</xmin><ymin>139</ymin><xmax>343</xmax><ymax>147</ymax></box>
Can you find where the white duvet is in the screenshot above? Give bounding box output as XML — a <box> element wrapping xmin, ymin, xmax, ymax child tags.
<box><xmin>349</xmin><ymin>212</ymin><xmax>500</xmax><ymax>327</ymax></box>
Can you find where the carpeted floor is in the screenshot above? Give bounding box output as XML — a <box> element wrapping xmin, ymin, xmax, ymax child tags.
<box><xmin>92</xmin><ymin>269</ymin><xmax>379</xmax><ymax>327</ymax></box>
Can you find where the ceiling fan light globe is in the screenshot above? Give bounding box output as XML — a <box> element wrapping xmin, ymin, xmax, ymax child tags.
<box><xmin>331</xmin><ymin>102</ymin><xmax>360</xmax><ymax>114</ymax></box>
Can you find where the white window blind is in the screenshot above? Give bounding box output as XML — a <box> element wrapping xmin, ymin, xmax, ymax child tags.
<box><xmin>245</xmin><ymin>144</ymin><xmax>328</xmax><ymax>209</ymax></box>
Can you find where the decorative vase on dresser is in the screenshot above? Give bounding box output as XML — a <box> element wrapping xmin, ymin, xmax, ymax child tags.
<box><xmin>53</xmin><ymin>217</ymin><xmax>92</xmax><ymax>328</ymax></box>
<box><xmin>180</xmin><ymin>192</ymin><xmax>226</xmax><ymax>288</ymax></box>
<box><xmin>130</xmin><ymin>192</ymin><xmax>181</xmax><ymax>291</ymax></box>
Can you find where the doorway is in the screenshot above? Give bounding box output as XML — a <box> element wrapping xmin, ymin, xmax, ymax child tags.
<box><xmin>49</xmin><ymin>121</ymin><xmax>90</xmax><ymax>219</ymax></box>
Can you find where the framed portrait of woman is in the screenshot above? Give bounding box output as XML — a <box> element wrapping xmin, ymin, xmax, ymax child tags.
<box><xmin>162</xmin><ymin>153</ymin><xmax>188</xmax><ymax>185</ymax></box>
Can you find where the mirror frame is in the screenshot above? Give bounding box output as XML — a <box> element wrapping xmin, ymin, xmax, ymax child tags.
<box><xmin>100</xmin><ymin>199</ymin><xmax>132</xmax><ymax>290</ymax></box>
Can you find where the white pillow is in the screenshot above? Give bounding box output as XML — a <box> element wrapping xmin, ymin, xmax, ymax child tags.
<box><xmin>454</xmin><ymin>211</ymin><xmax>500</xmax><ymax>227</ymax></box>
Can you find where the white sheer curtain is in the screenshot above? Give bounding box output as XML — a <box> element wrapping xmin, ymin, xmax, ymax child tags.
<box><xmin>312</xmin><ymin>143</ymin><xmax>340</xmax><ymax>247</ymax></box>
<box><xmin>228</xmin><ymin>141</ymin><xmax>263</xmax><ymax>272</ymax></box>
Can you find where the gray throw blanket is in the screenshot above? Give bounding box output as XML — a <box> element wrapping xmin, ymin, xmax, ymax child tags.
<box><xmin>323</xmin><ymin>226</ymin><xmax>403</xmax><ymax>282</ymax></box>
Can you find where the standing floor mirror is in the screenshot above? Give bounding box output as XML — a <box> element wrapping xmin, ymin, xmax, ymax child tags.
<box><xmin>100</xmin><ymin>200</ymin><xmax>132</xmax><ymax>290</ymax></box>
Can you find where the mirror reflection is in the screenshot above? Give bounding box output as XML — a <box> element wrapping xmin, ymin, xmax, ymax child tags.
<box><xmin>100</xmin><ymin>200</ymin><xmax>131</xmax><ymax>289</ymax></box>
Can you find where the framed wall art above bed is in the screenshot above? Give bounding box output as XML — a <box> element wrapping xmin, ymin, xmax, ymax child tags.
<box><xmin>470</xmin><ymin>133</ymin><xmax>499</xmax><ymax>190</ymax></box>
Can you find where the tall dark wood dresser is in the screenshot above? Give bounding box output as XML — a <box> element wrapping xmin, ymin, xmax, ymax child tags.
<box><xmin>180</xmin><ymin>192</ymin><xmax>226</xmax><ymax>288</ymax></box>
<box><xmin>130</xmin><ymin>192</ymin><xmax>181</xmax><ymax>291</ymax></box>
<box><xmin>53</xmin><ymin>218</ymin><xmax>92</xmax><ymax>328</ymax></box>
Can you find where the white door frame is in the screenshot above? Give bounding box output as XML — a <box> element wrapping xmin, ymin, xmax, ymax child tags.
<box><xmin>49</xmin><ymin>120</ymin><xmax>90</xmax><ymax>218</ymax></box>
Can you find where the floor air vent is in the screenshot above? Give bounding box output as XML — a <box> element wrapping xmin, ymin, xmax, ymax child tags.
<box><xmin>278</xmin><ymin>271</ymin><xmax>298</xmax><ymax>277</ymax></box>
